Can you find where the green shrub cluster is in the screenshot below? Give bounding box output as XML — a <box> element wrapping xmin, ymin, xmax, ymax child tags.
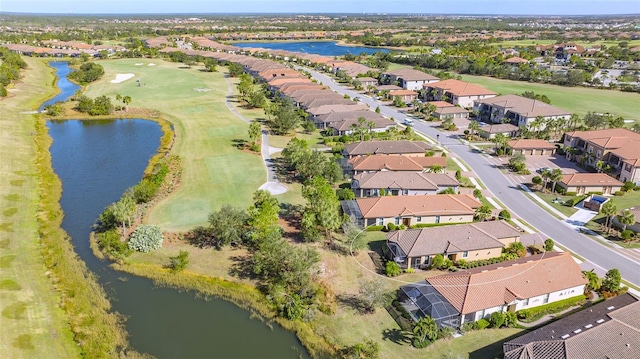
<box><xmin>517</xmin><ymin>295</ymin><xmax>586</xmax><ymax>321</ymax></box>
<box><xmin>75</xmin><ymin>95</ymin><xmax>114</xmax><ymax>116</ymax></box>
<box><xmin>366</xmin><ymin>225</ymin><xmax>385</xmax><ymax>231</ymax></box>
<box><xmin>457</xmin><ymin>253</ymin><xmax>519</xmax><ymax>269</ymax></box>
<box><xmin>128</xmin><ymin>225</ymin><xmax>164</xmax><ymax>252</ymax></box>
<box><xmin>68</xmin><ymin>62</ymin><xmax>104</xmax><ymax>84</ymax></box>
<box><xmin>0</xmin><ymin>47</ymin><xmax>27</xmax><ymax>96</ymax></box>
<box><xmin>132</xmin><ymin>163</ymin><xmax>169</xmax><ymax>203</ymax></box>
<box><xmin>95</xmin><ymin>229</ymin><xmax>132</xmax><ymax>260</ymax></box>
<box><xmin>385</xmin><ymin>261</ymin><xmax>402</xmax><ymax>277</ymax></box>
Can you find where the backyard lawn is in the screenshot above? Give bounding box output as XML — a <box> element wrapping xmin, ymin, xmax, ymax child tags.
<box><xmin>84</xmin><ymin>59</ymin><xmax>265</xmax><ymax>231</ymax></box>
<box><xmin>459</xmin><ymin>74</ymin><xmax>640</xmax><ymax>120</ymax></box>
<box><xmin>533</xmin><ymin>191</ymin><xmax>582</xmax><ymax>218</ymax></box>
<box><xmin>585</xmin><ymin>190</ymin><xmax>640</xmax><ymax>247</ymax></box>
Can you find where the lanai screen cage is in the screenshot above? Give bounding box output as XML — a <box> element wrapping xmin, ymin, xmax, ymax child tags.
<box><xmin>400</xmin><ymin>281</ymin><xmax>461</xmax><ymax>328</ymax></box>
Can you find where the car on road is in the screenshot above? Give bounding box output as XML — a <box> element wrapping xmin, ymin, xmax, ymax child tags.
<box><xmin>536</xmin><ymin>167</ymin><xmax>550</xmax><ymax>174</ymax></box>
<box><xmin>403</xmin><ymin>118</ymin><xmax>414</xmax><ymax>127</ymax></box>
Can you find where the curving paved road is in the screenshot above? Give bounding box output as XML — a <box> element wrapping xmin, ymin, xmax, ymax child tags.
<box><xmin>303</xmin><ymin>67</ymin><xmax>640</xmax><ymax>287</ymax></box>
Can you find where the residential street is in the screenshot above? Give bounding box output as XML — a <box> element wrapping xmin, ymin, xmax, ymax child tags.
<box><xmin>303</xmin><ymin>67</ymin><xmax>640</xmax><ymax>287</ymax></box>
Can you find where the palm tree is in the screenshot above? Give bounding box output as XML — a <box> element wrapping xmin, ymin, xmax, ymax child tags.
<box><xmin>582</xmin><ymin>269</ymin><xmax>601</xmax><ymax>292</ymax></box>
<box><xmin>428</xmin><ymin>164</ymin><xmax>444</xmax><ymax>173</ymax></box>
<box><xmin>600</xmin><ymin>201</ymin><xmax>617</xmax><ymax>233</ymax></box>
<box><xmin>412</xmin><ymin>316</ymin><xmax>438</xmax><ymax>346</ymax></box>
<box><xmin>474</xmin><ymin>205</ymin><xmax>492</xmax><ymax>222</ymax></box>
<box><xmin>540</xmin><ymin>168</ymin><xmax>551</xmax><ymax>192</ymax></box>
<box><xmin>493</xmin><ymin>133</ymin><xmax>508</xmax><ymax>155</ymax></box>
<box><xmin>549</xmin><ymin>168</ymin><xmax>563</xmax><ymax>194</ymax></box>
<box><xmin>357</xmin><ymin>117</ymin><xmax>366</xmax><ymax>141</ymax></box>
<box><xmin>618</xmin><ymin>209</ymin><xmax>636</xmax><ymax>233</ymax></box>
<box><xmin>468</xmin><ymin>120</ymin><xmax>480</xmax><ymax>139</ymax></box>
<box><xmin>122</xmin><ymin>95</ymin><xmax>132</xmax><ymax>111</ymax></box>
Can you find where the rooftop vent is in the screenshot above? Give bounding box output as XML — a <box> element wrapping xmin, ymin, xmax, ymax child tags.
<box><xmin>573</xmin><ymin>329</ymin><xmax>582</xmax><ymax>334</ymax></box>
<box><xmin>561</xmin><ymin>334</ymin><xmax>570</xmax><ymax>339</ymax></box>
<box><xmin>596</xmin><ymin>319</ymin><xmax>605</xmax><ymax>324</ymax></box>
<box><xmin>481</xmin><ymin>270</ymin><xmax>488</xmax><ymax>273</ymax></box>
<box><xmin>607</xmin><ymin>306</ymin><xmax>615</xmax><ymax>310</ymax></box>
<box><xmin>585</xmin><ymin>324</ymin><xmax>593</xmax><ymax>329</ymax></box>
<box><xmin>497</xmin><ymin>267</ymin><xmax>504</xmax><ymax>269</ymax></box>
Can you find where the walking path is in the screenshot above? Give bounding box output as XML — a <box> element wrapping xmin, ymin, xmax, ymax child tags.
<box><xmin>223</xmin><ymin>76</ymin><xmax>288</xmax><ymax>195</ymax></box>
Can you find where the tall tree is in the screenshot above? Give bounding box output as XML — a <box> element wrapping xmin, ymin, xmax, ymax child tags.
<box><xmin>269</xmin><ymin>101</ymin><xmax>300</xmax><ymax>135</ymax></box>
<box><xmin>600</xmin><ymin>201</ymin><xmax>617</xmax><ymax>233</ymax></box>
<box><xmin>474</xmin><ymin>205</ymin><xmax>492</xmax><ymax>222</ymax></box>
<box><xmin>582</xmin><ymin>269</ymin><xmax>601</xmax><ymax>292</ymax></box>
<box><xmin>248</xmin><ymin>120</ymin><xmax>261</xmax><ymax>145</ymax></box>
<box><xmin>617</xmin><ymin>209</ymin><xmax>636</xmax><ymax>233</ymax></box>
<box><xmin>301</xmin><ymin>176</ymin><xmax>343</xmax><ymax>244</ymax></box>
<box><xmin>468</xmin><ymin>120</ymin><xmax>479</xmax><ymax>139</ymax></box>
<box><xmin>122</xmin><ymin>95</ymin><xmax>132</xmax><ymax>111</ymax></box>
<box><xmin>549</xmin><ymin>168</ymin><xmax>563</xmax><ymax>193</ymax></box>
<box><xmin>247</xmin><ymin>190</ymin><xmax>281</xmax><ymax>242</ymax></box>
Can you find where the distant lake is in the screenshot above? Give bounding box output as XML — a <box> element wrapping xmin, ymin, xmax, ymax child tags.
<box><xmin>233</xmin><ymin>41</ymin><xmax>390</xmax><ymax>56</ymax></box>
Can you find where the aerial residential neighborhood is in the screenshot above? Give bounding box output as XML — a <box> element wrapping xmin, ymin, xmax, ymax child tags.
<box><xmin>1</xmin><ymin>3</ymin><xmax>639</xmax><ymax>359</ymax></box>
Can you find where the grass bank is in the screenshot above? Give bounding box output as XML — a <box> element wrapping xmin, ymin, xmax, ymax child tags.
<box><xmin>0</xmin><ymin>56</ymin><xmax>80</xmax><ymax>359</ymax></box>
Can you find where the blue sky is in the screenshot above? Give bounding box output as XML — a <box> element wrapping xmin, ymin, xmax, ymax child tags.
<box><xmin>1</xmin><ymin>0</ymin><xmax>639</xmax><ymax>15</ymax></box>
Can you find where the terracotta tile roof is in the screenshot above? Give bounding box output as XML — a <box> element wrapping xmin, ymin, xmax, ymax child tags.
<box><xmin>355</xmin><ymin>77</ymin><xmax>378</xmax><ymax>84</ymax></box>
<box><xmin>564</xmin><ymin>320</ymin><xmax>640</xmax><ymax>359</ymax></box>
<box><xmin>564</xmin><ymin>128</ymin><xmax>640</xmax><ymax>143</ymax></box>
<box><xmin>330</xmin><ymin>117</ymin><xmax>396</xmax><ymax>132</ymax></box>
<box><xmin>258</xmin><ymin>68</ymin><xmax>301</xmax><ymax>80</ymax></box>
<box><xmin>318</xmin><ymin>110</ymin><xmax>385</xmax><ymax>125</ymax></box>
<box><xmin>508</xmin><ymin>139</ymin><xmax>557</xmax><ymax>150</ymax></box>
<box><xmin>344</xmin><ymin>140</ymin><xmax>432</xmax><ymax>156</ymax></box>
<box><xmin>561</xmin><ymin>173</ymin><xmax>624</xmax><ymax>187</ymax></box>
<box><xmin>480</xmin><ymin>124</ymin><xmax>519</xmax><ymax>134</ymax></box>
<box><xmin>356</xmin><ymin>194</ymin><xmax>481</xmax><ymax>218</ymax></box>
<box><xmin>426</xmin><ymin>252</ymin><xmax>586</xmax><ymax>314</ymax></box>
<box><xmin>349</xmin><ymin>155</ymin><xmax>447</xmax><ymax>171</ymax></box>
<box><xmin>306</xmin><ymin>103</ymin><xmax>368</xmax><ymax>116</ymax></box>
<box><xmin>476</xmin><ymin>95</ymin><xmax>571</xmax><ymax>118</ymax></box>
<box><xmin>389</xmin><ymin>89</ymin><xmax>419</xmax><ymax>96</ymax></box>
<box><xmin>505</xmin><ymin>56</ymin><xmax>530</xmax><ymax>64</ymax></box>
<box><xmin>387</xmin><ymin>220</ymin><xmax>520</xmax><ymax>257</ymax></box>
<box><xmin>435</xmin><ymin>107</ymin><xmax>470</xmax><ymax>115</ymax></box>
<box><xmin>353</xmin><ymin>172</ymin><xmax>459</xmax><ymax>191</ymax></box>
<box><xmin>267</xmin><ymin>77</ymin><xmax>311</xmax><ymax>86</ymax></box>
<box><xmin>427</xmin><ymin>79</ymin><xmax>497</xmax><ymax>97</ymax></box>
<box><xmin>376</xmin><ymin>84</ymin><xmax>403</xmax><ymax>91</ymax></box>
<box><xmin>427</xmin><ymin>101</ymin><xmax>455</xmax><ymax>108</ymax></box>
<box><xmin>383</xmin><ymin>68</ymin><xmax>439</xmax><ymax>81</ymax></box>
<box><xmin>300</xmin><ymin>97</ymin><xmax>355</xmax><ymax>109</ymax></box>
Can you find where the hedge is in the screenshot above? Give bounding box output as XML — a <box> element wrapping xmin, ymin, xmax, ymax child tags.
<box><xmin>457</xmin><ymin>253</ymin><xmax>519</xmax><ymax>269</ymax></box>
<box><xmin>517</xmin><ymin>295</ymin><xmax>586</xmax><ymax>322</ymax></box>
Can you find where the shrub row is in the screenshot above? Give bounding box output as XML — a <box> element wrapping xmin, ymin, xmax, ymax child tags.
<box><xmin>457</xmin><ymin>253</ymin><xmax>519</xmax><ymax>269</ymax></box>
<box><xmin>517</xmin><ymin>295</ymin><xmax>586</xmax><ymax>321</ymax></box>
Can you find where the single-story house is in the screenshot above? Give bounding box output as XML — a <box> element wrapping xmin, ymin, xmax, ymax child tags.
<box><xmin>503</xmin><ymin>293</ymin><xmax>640</xmax><ymax>359</ymax></box>
<box><xmin>389</xmin><ymin>89</ymin><xmax>419</xmax><ymax>103</ymax></box>
<box><xmin>473</xmin><ymin>94</ymin><xmax>571</xmax><ymax>129</ymax></box>
<box><xmin>329</xmin><ymin>117</ymin><xmax>396</xmax><ymax>136</ymax></box>
<box><xmin>433</xmin><ymin>106</ymin><xmax>470</xmax><ymax>120</ymax></box>
<box><xmin>376</xmin><ymin>84</ymin><xmax>403</xmax><ymax>93</ymax></box>
<box><xmin>477</xmin><ymin>123</ymin><xmax>519</xmax><ymax>139</ymax></box>
<box><xmin>342</xmin><ymin>194</ymin><xmax>481</xmax><ymax>227</ymax></box>
<box><xmin>558</xmin><ymin>173</ymin><xmax>624</xmax><ymax>195</ymax></box>
<box><xmin>424</xmin><ymin>79</ymin><xmax>497</xmax><ymax>108</ymax></box>
<box><xmin>507</xmin><ymin>139</ymin><xmax>557</xmax><ymax>155</ymax></box>
<box><xmin>355</xmin><ymin>77</ymin><xmax>379</xmax><ymax>88</ymax></box>
<box><xmin>343</xmin><ymin>140</ymin><xmax>432</xmax><ymax>159</ymax></box>
<box><xmin>504</xmin><ymin>56</ymin><xmax>530</xmax><ymax>65</ymax></box>
<box><xmin>381</xmin><ymin>68</ymin><xmax>439</xmax><ymax>91</ymax></box>
<box><xmin>314</xmin><ymin>110</ymin><xmax>384</xmax><ymax>129</ymax></box>
<box><xmin>386</xmin><ymin>220</ymin><xmax>522</xmax><ymax>269</ymax></box>
<box><xmin>351</xmin><ymin>171</ymin><xmax>460</xmax><ymax>197</ymax></box>
<box><xmin>399</xmin><ymin>252</ymin><xmax>587</xmax><ymax>328</ymax></box>
<box><xmin>306</xmin><ymin>103</ymin><xmax>368</xmax><ymax>118</ymax></box>
<box><xmin>348</xmin><ymin>155</ymin><xmax>447</xmax><ymax>174</ymax></box>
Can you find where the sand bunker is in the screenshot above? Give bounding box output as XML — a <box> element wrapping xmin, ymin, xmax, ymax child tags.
<box><xmin>110</xmin><ymin>73</ymin><xmax>135</xmax><ymax>84</ymax></box>
<box><xmin>148</xmin><ymin>63</ymin><xmax>156</xmax><ymax>67</ymax></box>
<box><xmin>134</xmin><ymin>63</ymin><xmax>143</xmax><ymax>66</ymax></box>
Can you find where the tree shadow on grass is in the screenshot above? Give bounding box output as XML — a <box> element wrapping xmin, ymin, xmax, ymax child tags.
<box><xmin>335</xmin><ymin>293</ymin><xmax>369</xmax><ymax>314</ymax></box>
<box><xmin>228</xmin><ymin>254</ymin><xmax>257</xmax><ymax>280</ymax></box>
<box><xmin>469</xmin><ymin>331</ymin><xmax>524</xmax><ymax>359</ymax></box>
<box><xmin>231</xmin><ymin>138</ymin><xmax>247</xmax><ymax>150</ymax></box>
<box><xmin>381</xmin><ymin>328</ymin><xmax>412</xmax><ymax>346</ymax></box>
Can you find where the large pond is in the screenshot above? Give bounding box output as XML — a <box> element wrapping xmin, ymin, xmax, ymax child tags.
<box><xmin>233</xmin><ymin>40</ymin><xmax>390</xmax><ymax>56</ymax></box>
<box><xmin>46</xmin><ymin>62</ymin><xmax>308</xmax><ymax>359</ymax></box>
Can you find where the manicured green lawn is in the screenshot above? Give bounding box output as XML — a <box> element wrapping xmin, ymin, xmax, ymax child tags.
<box><xmin>84</xmin><ymin>59</ymin><xmax>265</xmax><ymax>231</ymax></box>
<box><xmin>0</xmin><ymin>58</ymin><xmax>80</xmax><ymax>359</ymax></box>
<box><xmin>586</xmin><ymin>190</ymin><xmax>640</xmax><ymax>244</ymax></box>
<box><xmin>534</xmin><ymin>191</ymin><xmax>581</xmax><ymax>217</ymax></box>
<box><xmin>459</xmin><ymin>74</ymin><xmax>640</xmax><ymax>120</ymax></box>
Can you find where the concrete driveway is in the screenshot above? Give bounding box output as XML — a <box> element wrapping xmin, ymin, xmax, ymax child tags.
<box><xmin>526</xmin><ymin>154</ymin><xmax>583</xmax><ymax>175</ymax></box>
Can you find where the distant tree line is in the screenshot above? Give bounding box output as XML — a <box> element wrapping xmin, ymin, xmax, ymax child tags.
<box><xmin>0</xmin><ymin>46</ymin><xmax>28</xmax><ymax>96</ymax></box>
